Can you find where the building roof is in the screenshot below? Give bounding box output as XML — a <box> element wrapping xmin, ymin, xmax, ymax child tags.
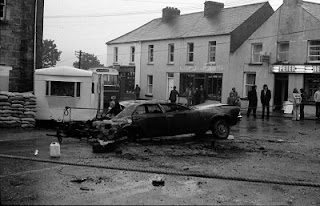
<box><xmin>301</xmin><ymin>1</ymin><xmax>320</xmax><ymax>22</ymax></box>
<box><xmin>107</xmin><ymin>2</ymin><xmax>269</xmax><ymax>44</ymax></box>
<box><xmin>35</xmin><ymin>66</ymin><xmax>93</xmax><ymax>77</ymax></box>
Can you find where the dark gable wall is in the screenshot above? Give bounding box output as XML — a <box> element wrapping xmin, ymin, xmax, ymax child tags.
<box><xmin>0</xmin><ymin>0</ymin><xmax>44</xmax><ymax>92</ymax></box>
<box><xmin>230</xmin><ymin>3</ymin><xmax>274</xmax><ymax>54</ymax></box>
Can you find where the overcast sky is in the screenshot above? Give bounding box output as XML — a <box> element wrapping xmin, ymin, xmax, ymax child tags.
<box><xmin>43</xmin><ymin>0</ymin><xmax>318</xmax><ymax>68</ymax></box>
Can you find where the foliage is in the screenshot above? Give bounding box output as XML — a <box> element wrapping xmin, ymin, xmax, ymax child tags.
<box><xmin>41</xmin><ymin>39</ymin><xmax>62</xmax><ymax>68</ymax></box>
<box><xmin>73</xmin><ymin>52</ymin><xmax>104</xmax><ymax>70</ymax></box>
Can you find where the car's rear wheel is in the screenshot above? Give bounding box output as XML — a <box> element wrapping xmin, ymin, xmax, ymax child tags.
<box><xmin>212</xmin><ymin>118</ymin><xmax>230</xmax><ymax>139</ymax></box>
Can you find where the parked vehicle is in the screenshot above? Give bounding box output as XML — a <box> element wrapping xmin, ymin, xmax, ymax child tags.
<box><xmin>93</xmin><ymin>100</ymin><xmax>240</xmax><ymax>141</ymax></box>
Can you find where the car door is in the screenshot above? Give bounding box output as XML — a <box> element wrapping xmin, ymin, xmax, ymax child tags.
<box><xmin>162</xmin><ymin>104</ymin><xmax>192</xmax><ymax>135</ymax></box>
<box><xmin>144</xmin><ymin>104</ymin><xmax>169</xmax><ymax>137</ymax></box>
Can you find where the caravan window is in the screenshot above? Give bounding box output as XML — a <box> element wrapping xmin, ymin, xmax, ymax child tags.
<box><xmin>46</xmin><ymin>81</ymin><xmax>81</xmax><ymax>97</ymax></box>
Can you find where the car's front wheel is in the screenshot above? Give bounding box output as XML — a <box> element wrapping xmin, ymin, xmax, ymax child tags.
<box><xmin>212</xmin><ymin>118</ymin><xmax>230</xmax><ymax>139</ymax></box>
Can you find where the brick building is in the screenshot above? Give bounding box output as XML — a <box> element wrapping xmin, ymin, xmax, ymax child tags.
<box><xmin>0</xmin><ymin>0</ymin><xmax>44</xmax><ymax>92</ymax></box>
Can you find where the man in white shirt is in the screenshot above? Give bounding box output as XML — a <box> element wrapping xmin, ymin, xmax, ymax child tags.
<box><xmin>314</xmin><ymin>86</ymin><xmax>320</xmax><ymax>120</ymax></box>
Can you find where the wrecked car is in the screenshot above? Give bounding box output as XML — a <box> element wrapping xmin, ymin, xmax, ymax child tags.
<box><xmin>93</xmin><ymin>100</ymin><xmax>240</xmax><ymax>143</ymax></box>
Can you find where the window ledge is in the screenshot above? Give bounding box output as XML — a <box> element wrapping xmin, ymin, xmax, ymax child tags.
<box><xmin>145</xmin><ymin>94</ymin><xmax>153</xmax><ymax>97</ymax></box>
<box><xmin>248</xmin><ymin>63</ymin><xmax>263</xmax><ymax>66</ymax></box>
<box><xmin>147</xmin><ymin>63</ymin><xmax>154</xmax><ymax>65</ymax></box>
<box><xmin>167</xmin><ymin>63</ymin><xmax>174</xmax><ymax>65</ymax></box>
<box><xmin>185</xmin><ymin>63</ymin><xmax>194</xmax><ymax>66</ymax></box>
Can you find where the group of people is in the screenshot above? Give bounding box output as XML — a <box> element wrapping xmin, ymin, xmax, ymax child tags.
<box><xmin>229</xmin><ymin>84</ymin><xmax>320</xmax><ymax>121</ymax></box>
<box><xmin>227</xmin><ymin>84</ymin><xmax>272</xmax><ymax>119</ymax></box>
<box><xmin>169</xmin><ymin>83</ymin><xmax>207</xmax><ymax>106</ymax></box>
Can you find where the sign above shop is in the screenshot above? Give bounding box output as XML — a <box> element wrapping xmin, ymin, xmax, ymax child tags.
<box><xmin>180</xmin><ymin>65</ymin><xmax>224</xmax><ymax>73</ymax></box>
<box><xmin>272</xmin><ymin>65</ymin><xmax>320</xmax><ymax>73</ymax></box>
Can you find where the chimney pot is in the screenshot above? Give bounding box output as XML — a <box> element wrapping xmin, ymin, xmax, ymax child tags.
<box><xmin>204</xmin><ymin>1</ymin><xmax>224</xmax><ymax>17</ymax></box>
<box><xmin>162</xmin><ymin>7</ymin><xmax>180</xmax><ymax>22</ymax></box>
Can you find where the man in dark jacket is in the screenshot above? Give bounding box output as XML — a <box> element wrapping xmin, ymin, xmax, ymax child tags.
<box><xmin>247</xmin><ymin>85</ymin><xmax>257</xmax><ymax>118</ymax></box>
<box><xmin>260</xmin><ymin>84</ymin><xmax>271</xmax><ymax>119</ymax></box>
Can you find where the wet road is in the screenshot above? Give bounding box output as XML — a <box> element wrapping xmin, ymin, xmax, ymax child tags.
<box><xmin>0</xmin><ymin>117</ymin><xmax>320</xmax><ymax>205</ymax></box>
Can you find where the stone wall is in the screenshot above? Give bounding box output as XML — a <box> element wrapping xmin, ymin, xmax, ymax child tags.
<box><xmin>0</xmin><ymin>0</ymin><xmax>44</xmax><ymax>92</ymax></box>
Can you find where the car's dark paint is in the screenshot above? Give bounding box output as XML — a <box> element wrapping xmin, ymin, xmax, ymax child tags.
<box><xmin>111</xmin><ymin>100</ymin><xmax>240</xmax><ymax>140</ymax></box>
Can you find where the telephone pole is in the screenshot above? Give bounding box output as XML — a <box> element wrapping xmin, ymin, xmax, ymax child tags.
<box><xmin>75</xmin><ymin>50</ymin><xmax>82</xmax><ymax>69</ymax></box>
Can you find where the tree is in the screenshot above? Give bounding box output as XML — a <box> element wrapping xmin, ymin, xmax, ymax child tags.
<box><xmin>73</xmin><ymin>52</ymin><xmax>104</xmax><ymax>70</ymax></box>
<box><xmin>41</xmin><ymin>39</ymin><xmax>62</xmax><ymax>68</ymax></box>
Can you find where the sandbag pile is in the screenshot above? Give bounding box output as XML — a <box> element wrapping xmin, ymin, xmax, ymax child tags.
<box><xmin>0</xmin><ymin>91</ymin><xmax>37</xmax><ymax>128</ymax></box>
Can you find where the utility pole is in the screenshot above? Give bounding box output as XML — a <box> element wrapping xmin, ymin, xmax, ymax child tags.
<box><xmin>75</xmin><ymin>50</ymin><xmax>82</xmax><ymax>69</ymax></box>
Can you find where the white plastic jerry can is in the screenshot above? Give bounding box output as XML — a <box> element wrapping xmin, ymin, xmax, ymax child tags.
<box><xmin>50</xmin><ymin>142</ymin><xmax>60</xmax><ymax>158</ymax></box>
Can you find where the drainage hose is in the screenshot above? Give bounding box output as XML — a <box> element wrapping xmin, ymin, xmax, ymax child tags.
<box><xmin>0</xmin><ymin>154</ymin><xmax>320</xmax><ymax>188</ymax></box>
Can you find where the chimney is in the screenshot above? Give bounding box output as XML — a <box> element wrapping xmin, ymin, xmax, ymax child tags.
<box><xmin>204</xmin><ymin>1</ymin><xmax>224</xmax><ymax>17</ymax></box>
<box><xmin>162</xmin><ymin>7</ymin><xmax>180</xmax><ymax>22</ymax></box>
<box><xmin>283</xmin><ymin>0</ymin><xmax>303</xmax><ymax>7</ymax></box>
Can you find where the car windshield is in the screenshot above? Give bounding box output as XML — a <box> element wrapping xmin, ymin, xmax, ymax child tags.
<box><xmin>114</xmin><ymin>104</ymin><xmax>137</xmax><ymax>119</ymax></box>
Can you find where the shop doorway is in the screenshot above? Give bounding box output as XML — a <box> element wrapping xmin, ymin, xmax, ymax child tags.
<box><xmin>274</xmin><ymin>74</ymin><xmax>288</xmax><ymax>110</ymax></box>
<box><xmin>166</xmin><ymin>73</ymin><xmax>174</xmax><ymax>100</ymax></box>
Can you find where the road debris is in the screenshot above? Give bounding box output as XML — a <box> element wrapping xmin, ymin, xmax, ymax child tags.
<box><xmin>70</xmin><ymin>178</ymin><xmax>87</xmax><ymax>183</ymax></box>
<box><xmin>152</xmin><ymin>176</ymin><xmax>165</xmax><ymax>187</ymax></box>
<box><xmin>34</xmin><ymin>149</ymin><xmax>38</xmax><ymax>156</ymax></box>
<box><xmin>80</xmin><ymin>187</ymin><xmax>90</xmax><ymax>191</ymax></box>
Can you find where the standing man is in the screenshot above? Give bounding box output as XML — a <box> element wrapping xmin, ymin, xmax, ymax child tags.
<box><xmin>260</xmin><ymin>84</ymin><xmax>271</xmax><ymax>119</ymax></box>
<box><xmin>300</xmin><ymin>88</ymin><xmax>306</xmax><ymax>120</ymax></box>
<box><xmin>247</xmin><ymin>85</ymin><xmax>258</xmax><ymax>118</ymax></box>
<box><xmin>199</xmin><ymin>85</ymin><xmax>207</xmax><ymax>104</ymax></box>
<box><xmin>169</xmin><ymin>86</ymin><xmax>179</xmax><ymax>104</ymax></box>
<box><xmin>186</xmin><ymin>83</ymin><xmax>194</xmax><ymax>107</ymax></box>
<box><xmin>134</xmin><ymin>84</ymin><xmax>140</xmax><ymax>100</ymax></box>
<box><xmin>314</xmin><ymin>86</ymin><xmax>320</xmax><ymax>120</ymax></box>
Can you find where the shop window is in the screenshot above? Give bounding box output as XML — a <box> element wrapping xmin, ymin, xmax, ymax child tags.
<box><xmin>130</xmin><ymin>46</ymin><xmax>135</xmax><ymax>63</ymax></box>
<box><xmin>243</xmin><ymin>73</ymin><xmax>256</xmax><ymax>98</ymax></box>
<box><xmin>251</xmin><ymin>43</ymin><xmax>262</xmax><ymax>63</ymax></box>
<box><xmin>168</xmin><ymin>44</ymin><xmax>174</xmax><ymax>64</ymax></box>
<box><xmin>208</xmin><ymin>41</ymin><xmax>216</xmax><ymax>63</ymax></box>
<box><xmin>277</xmin><ymin>42</ymin><xmax>289</xmax><ymax>62</ymax></box>
<box><xmin>148</xmin><ymin>45</ymin><xmax>154</xmax><ymax>64</ymax></box>
<box><xmin>304</xmin><ymin>74</ymin><xmax>320</xmax><ymax>101</ymax></box>
<box><xmin>180</xmin><ymin>73</ymin><xmax>195</xmax><ymax>95</ymax></box>
<box><xmin>179</xmin><ymin>73</ymin><xmax>222</xmax><ymax>101</ymax></box>
<box><xmin>125</xmin><ymin>72</ymin><xmax>135</xmax><ymax>94</ymax></box>
<box><xmin>207</xmin><ymin>73</ymin><xmax>222</xmax><ymax>101</ymax></box>
<box><xmin>114</xmin><ymin>47</ymin><xmax>118</xmax><ymax>63</ymax></box>
<box><xmin>308</xmin><ymin>40</ymin><xmax>320</xmax><ymax>63</ymax></box>
<box><xmin>187</xmin><ymin>43</ymin><xmax>194</xmax><ymax>63</ymax></box>
<box><xmin>0</xmin><ymin>0</ymin><xmax>6</xmax><ymax>20</ymax></box>
<box><xmin>46</xmin><ymin>81</ymin><xmax>80</xmax><ymax>97</ymax></box>
<box><xmin>147</xmin><ymin>75</ymin><xmax>153</xmax><ymax>94</ymax></box>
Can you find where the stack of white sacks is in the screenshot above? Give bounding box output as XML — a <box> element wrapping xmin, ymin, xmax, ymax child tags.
<box><xmin>0</xmin><ymin>91</ymin><xmax>37</xmax><ymax>128</ymax></box>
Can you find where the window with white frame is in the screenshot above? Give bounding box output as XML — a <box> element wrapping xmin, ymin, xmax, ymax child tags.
<box><xmin>208</xmin><ymin>41</ymin><xmax>216</xmax><ymax>63</ymax></box>
<box><xmin>114</xmin><ymin>47</ymin><xmax>118</xmax><ymax>63</ymax></box>
<box><xmin>243</xmin><ymin>73</ymin><xmax>256</xmax><ymax>98</ymax></box>
<box><xmin>130</xmin><ymin>46</ymin><xmax>135</xmax><ymax>63</ymax></box>
<box><xmin>308</xmin><ymin>40</ymin><xmax>320</xmax><ymax>63</ymax></box>
<box><xmin>0</xmin><ymin>0</ymin><xmax>6</xmax><ymax>20</ymax></box>
<box><xmin>168</xmin><ymin>44</ymin><xmax>174</xmax><ymax>64</ymax></box>
<box><xmin>251</xmin><ymin>43</ymin><xmax>262</xmax><ymax>63</ymax></box>
<box><xmin>147</xmin><ymin>75</ymin><xmax>153</xmax><ymax>94</ymax></box>
<box><xmin>46</xmin><ymin>81</ymin><xmax>81</xmax><ymax>97</ymax></box>
<box><xmin>148</xmin><ymin>45</ymin><xmax>154</xmax><ymax>63</ymax></box>
<box><xmin>187</xmin><ymin>43</ymin><xmax>194</xmax><ymax>63</ymax></box>
<box><xmin>277</xmin><ymin>42</ymin><xmax>289</xmax><ymax>62</ymax></box>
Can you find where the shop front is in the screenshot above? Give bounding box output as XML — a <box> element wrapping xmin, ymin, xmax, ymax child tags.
<box><xmin>272</xmin><ymin>64</ymin><xmax>320</xmax><ymax>114</ymax></box>
<box><xmin>178</xmin><ymin>65</ymin><xmax>224</xmax><ymax>102</ymax></box>
<box><xmin>114</xmin><ymin>65</ymin><xmax>136</xmax><ymax>101</ymax></box>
